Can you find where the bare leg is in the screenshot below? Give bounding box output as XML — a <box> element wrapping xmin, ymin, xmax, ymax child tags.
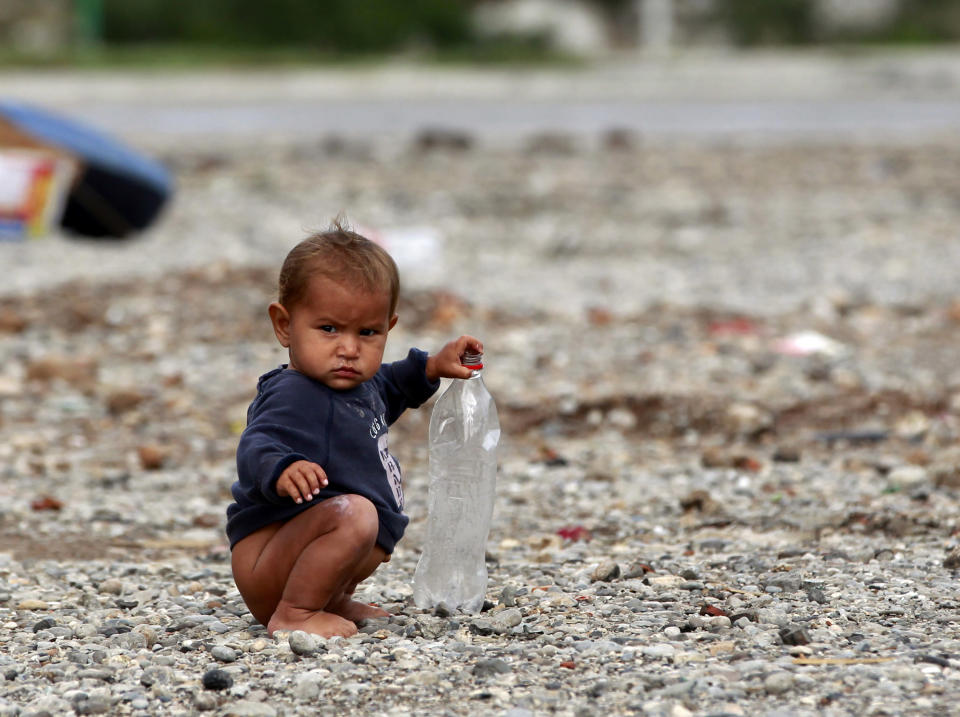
<box><xmin>231</xmin><ymin>494</ymin><xmax>382</xmax><ymax>638</ymax></box>
<box><xmin>327</xmin><ymin>547</ymin><xmax>391</xmax><ymax>622</ymax></box>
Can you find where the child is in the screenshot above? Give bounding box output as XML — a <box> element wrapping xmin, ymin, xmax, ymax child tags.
<box><xmin>227</xmin><ymin>222</ymin><xmax>481</xmax><ymax>638</ymax></box>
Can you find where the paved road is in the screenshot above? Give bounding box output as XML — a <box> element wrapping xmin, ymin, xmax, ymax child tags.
<box><xmin>4</xmin><ymin>52</ymin><xmax>960</xmax><ymax>143</ymax></box>
<box><xmin>54</xmin><ymin>97</ymin><xmax>960</xmax><ymax>142</ymax></box>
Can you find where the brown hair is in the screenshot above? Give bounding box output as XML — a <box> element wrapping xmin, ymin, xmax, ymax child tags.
<box><xmin>277</xmin><ymin>219</ymin><xmax>400</xmax><ymax>316</ymax></box>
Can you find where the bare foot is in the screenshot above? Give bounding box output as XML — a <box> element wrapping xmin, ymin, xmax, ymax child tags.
<box><xmin>327</xmin><ymin>595</ymin><xmax>390</xmax><ymax>623</ymax></box>
<box><xmin>267</xmin><ymin>605</ymin><xmax>358</xmax><ymax>638</ymax></box>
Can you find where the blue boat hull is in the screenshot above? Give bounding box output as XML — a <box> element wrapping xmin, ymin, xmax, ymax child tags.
<box><xmin>0</xmin><ymin>100</ymin><xmax>173</xmax><ymax>238</ymax></box>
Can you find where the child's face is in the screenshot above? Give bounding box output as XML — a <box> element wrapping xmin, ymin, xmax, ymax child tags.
<box><xmin>269</xmin><ymin>274</ymin><xmax>397</xmax><ymax>390</ymax></box>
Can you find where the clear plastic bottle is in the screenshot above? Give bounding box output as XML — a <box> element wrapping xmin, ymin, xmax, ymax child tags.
<box><xmin>413</xmin><ymin>350</ymin><xmax>500</xmax><ymax>613</ymax></box>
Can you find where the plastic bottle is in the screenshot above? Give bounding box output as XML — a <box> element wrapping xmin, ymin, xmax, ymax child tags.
<box><xmin>413</xmin><ymin>350</ymin><xmax>500</xmax><ymax>613</ymax></box>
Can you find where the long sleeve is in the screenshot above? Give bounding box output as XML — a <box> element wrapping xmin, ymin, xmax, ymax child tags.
<box><xmin>236</xmin><ymin>376</ymin><xmax>330</xmax><ymax>504</ymax></box>
<box><xmin>376</xmin><ymin>348</ymin><xmax>441</xmax><ymax>424</ymax></box>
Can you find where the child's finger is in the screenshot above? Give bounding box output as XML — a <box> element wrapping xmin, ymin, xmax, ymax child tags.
<box><xmin>276</xmin><ymin>475</ymin><xmax>304</xmax><ymax>503</ymax></box>
<box><xmin>293</xmin><ymin>469</ymin><xmax>318</xmax><ymax>502</ymax></box>
<box><xmin>306</xmin><ymin>464</ymin><xmax>328</xmax><ymax>494</ymax></box>
<box><xmin>288</xmin><ymin>479</ymin><xmax>307</xmax><ymax>504</ymax></box>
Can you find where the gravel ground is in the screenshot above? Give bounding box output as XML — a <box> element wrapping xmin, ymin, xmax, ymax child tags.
<box><xmin>3</xmin><ymin>59</ymin><xmax>960</xmax><ymax>716</ymax></box>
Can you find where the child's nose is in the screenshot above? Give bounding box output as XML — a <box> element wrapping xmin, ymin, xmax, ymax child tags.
<box><xmin>338</xmin><ymin>335</ymin><xmax>359</xmax><ymax>357</ymax></box>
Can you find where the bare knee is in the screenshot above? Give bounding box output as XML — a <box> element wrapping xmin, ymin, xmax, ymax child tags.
<box><xmin>331</xmin><ymin>494</ymin><xmax>379</xmax><ymax>548</ymax></box>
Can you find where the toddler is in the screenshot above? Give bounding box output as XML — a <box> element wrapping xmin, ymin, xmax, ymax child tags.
<box><xmin>227</xmin><ymin>222</ymin><xmax>481</xmax><ymax>638</ymax></box>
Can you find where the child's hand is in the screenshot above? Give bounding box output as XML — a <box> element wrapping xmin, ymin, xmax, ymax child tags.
<box><xmin>426</xmin><ymin>335</ymin><xmax>484</xmax><ymax>381</ymax></box>
<box><xmin>276</xmin><ymin>460</ymin><xmax>328</xmax><ymax>504</ymax></box>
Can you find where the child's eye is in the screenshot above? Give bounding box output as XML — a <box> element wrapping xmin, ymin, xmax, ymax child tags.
<box><xmin>318</xmin><ymin>325</ymin><xmax>336</xmax><ymax>333</ymax></box>
<box><xmin>359</xmin><ymin>328</ymin><xmax>378</xmax><ymax>337</ymax></box>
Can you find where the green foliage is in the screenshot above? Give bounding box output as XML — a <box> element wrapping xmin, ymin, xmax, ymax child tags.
<box><xmin>714</xmin><ymin>0</ymin><xmax>816</xmax><ymax>46</ymax></box>
<box><xmin>867</xmin><ymin>0</ymin><xmax>960</xmax><ymax>44</ymax></box>
<box><xmin>101</xmin><ymin>0</ymin><xmax>473</xmax><ymax>53</ymax></box>
<box><xmin>713</xmin><ymin>0</ymin><xmax>960</xmax><ymax>46</ymax></box>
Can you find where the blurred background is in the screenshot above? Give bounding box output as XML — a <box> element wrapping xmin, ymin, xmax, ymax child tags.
<box><xmin>2</xmin><ymin>1</ymin><xmax>960</xmax><ymax>571</ymax></box>
<box><xmin>4</xmin><ymin>0</ymin><xmax>960</xmax><ymax>62</ymax></box>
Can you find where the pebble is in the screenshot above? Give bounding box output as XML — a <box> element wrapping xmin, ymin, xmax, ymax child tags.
<box><xmin>211</xmin><ymin>645</ymin><xmax>238</xmax><ymax>663</ymax></box>
<box><xmin>764</xmin><ymin>671</ymin><xmax>795</xmax><ymax>694</ymax></box>
<box><xmin>202</xmin><ymin>668</ymin><xmax>234</xmax><ymax>691</ymax></box>
<box><xmin>288</xmin><ymin>630</ymin><xmax>318</xmax><ymax>657</ymax></box>
<box><xmin>590</xmin><ymin>560</ymin><xmax>621</xmax><ymax>582</ymax></box>
<box><xmin>490</xmin><ymin>608</ymin><xmax>523</xmax><ymax>633</ymax></box>
<box><xmin>473</xmin><ymin>659</ymin><xmax>512</xmax><ymax>677</ymax></box>
<box><xmin>222</xmin><ymin>701</ymin><xmax>277</xmax><ymax>717</ymax></box>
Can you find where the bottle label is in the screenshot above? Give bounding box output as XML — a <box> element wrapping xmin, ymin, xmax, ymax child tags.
<box><xmin>378</xmin><ymin>433</ymin><xmax>404</xmax><ymax>510</ymax></box>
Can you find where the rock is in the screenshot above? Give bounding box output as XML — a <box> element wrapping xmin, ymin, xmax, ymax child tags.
<box><xmin>293</xmin><ymin>674</ymin><xmax>322</xmax><ymax>701</ymax></box>
<box><xmin>887</xmin><ymin>465</ymin><xmax>928</xmax><ymax>489</ymax></box>
<box><xmin>140</xmin><ymin>666</ymin><xmax>171</xmax><ymax>687</ymax></box>
<box><xmin>25</xmin><ymin>357</ymin><xmax>98</xmax><ymax>387</ymax></box>
<box><xmin>623</xmin><ymin>560</ymin><xmax>654</xmax><ymax>579</ymax></box>
<box><xmin>98</xmin><ymin>578</ymin><xmax>124</xmax><ymax>595</ymax></box>
<box><xmin>541</xmin><ymin>593</ymin><xmax>577</xmax><ymax>609</ymax></box>
<box><xmin>137</xmin><ymin>444</ymin><xmax>168</xmax><ymax>470</ymax></box>
<box><xmin>469</xmin><ymin>618</ymin><xmax>495</xmax><ymax>636</ymax></box>
<box><xmin>194</xmin><ymin>692</ymin><xmax>219</xmax><ymax>711</ymax></box>
<box><xmin>73</xmin><ymin>692</ymin><xmax>113</xmax><ymax>715</ymax></box>
<box><xmin>641</xmin><ymin>644</ymin><xmax>676</xmax><ymax>660</ymax></box>
<box><xmin>773</xmin><ymin>445</ymin><xmax>802</xmax><ymax>462</ymax></box>
<box><xmin>679</xmin><ymin>490</ymin><xmax>723</xmax><ymax>515</ymax></box>
<box><xmin>288</xmin><ymin>630</ymin><xmax>318</xmax><ymax>657</ymax></box>
<box><xmin>211</xmin><ymin>645</ymin><xmax>238</xmax><ymax>663</ymax></box>
<box><xmin>944</xmin><ymin>547</ymin><xmax>960</xmax><ymax>569</ymax></box>
<box><xmin>491</xmin><ymin>607</ymin><xmax>523</xmax><ymax>633</ymax></box>
<box><xmin>499</xmin><ymin>585</ymin><xmax>519</xmax><ymax>607</ymax></box>
<box><xmin>591</xmin><ymin>560</ymin><xmax>621</xmax><ymax>582</ymax></box>
<box><xmin>932</xmin><ymin>462</ymin><xmax>960</xmax><ymax>488</ymax></box>
<box><xmin>414</xmin><ymin>615</ymin><xmax>447</xmax><ymax>639</ymax></box>
<box><xmin>221</xmin><ymin>701</ymin><xmax>277</xmax><ymax>717</ymax></box>
<box><xmin>31</xmin><ymin>617</ymin><xmax>56</xmax><ymax>632</ymax></box>
<box><xmin>473</xmin><ymin>659</ymin><xmax>512</xmax><ymax>677</ymax></box>
<box><xmin>779</xmin><ymin>626</ymin><xmax>811</xmax><ymax>646</ymax></box>
<box><xmin>724</xmin><ymin>403</ymin><xmax>772</xmax><ymax>436</ymax></box>
<box><xmin>764</xmin><ymin>671</ymin><xmax>794</xmax><ymax>694</ymax></box>
<box><xmin>202</xmin><ymin>668</ymin><xmax>233</xmax><ymax>691</ymax></box>
<box><xmin>105</xmin><ymin>389</ymin><xmax>147</xmax><ymax>415</ymax></box>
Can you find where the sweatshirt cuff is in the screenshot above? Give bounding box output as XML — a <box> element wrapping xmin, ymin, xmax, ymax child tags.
<box><xmin>264</xmin><ymin>453</ymin><xmax>310</xmax><ymax>504</ymax></box>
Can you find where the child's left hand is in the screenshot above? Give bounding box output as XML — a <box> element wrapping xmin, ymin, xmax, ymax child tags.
<box><xmin>426</xmin><ymin>335</ymin><xmax>483</xmax><ymax>381</ymax></box>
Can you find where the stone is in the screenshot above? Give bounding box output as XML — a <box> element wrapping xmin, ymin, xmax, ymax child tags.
<box><xmin>293</xmin><ymin>674</ymin><xmax>322</xmax><ymax>701</ymax></box>
<box><xmin>194</xmin><ymin>692</ymin><xmax>219</xmax><ymax>711</ymax></box>
<box><xmin>221</xmin><ymin>701</ymin><xmax>277</xmax><ymax>717</ymax></box>
<box><xmin>491</xmin><ymin>607</ymin><xmax>523</xmax><ymax>633</ymax></box>
<box><xmin>139</xmin><ymin>666</ymin><xmax>171</xmax><ymax>687</ymax></box>
<box><xmin>499</xmin><ymin>585</ymin><xmax>519</xmax><ymax>607</ymax></box>
<box><xmin>944</xmin><ymin>548</ymin><xmax>960</xmax><ymax>570</ymax></box>
<box><xmin>764</xmin><ymin>671</ymin><xmax>794</xmax><ymax>694</ymax></box>
<box><xmin>202</xmin><ymin>668</ymin><xmax>234</xmax><ymax>691</ymax></box>
<box><xmin>98</xmin><ymin>578</ymin><xmax>124</xmax><ymax>595</ymax></box>
<box><xmin>211</xmin><ymin>645</ymin><xmax>238</xmax><ymax>663</ymax></box>
<box><xmin>591</xmin><ymin>560</ymin><xmax>621</xmax><ymax>582</ymax></box>
<box><xmin>779</xmin><ymin>626</ymin><xmax>811</xmax><ymax>646</ymax></box>
<box><xmin>288</xmin><ymin>630</ymin><xmax>318</xmax><ymax>657</ymax></box>
<box><xmin>473</xmin><ymin>659</ymin><xmax>512</xmax><ymax>677</ymax></box>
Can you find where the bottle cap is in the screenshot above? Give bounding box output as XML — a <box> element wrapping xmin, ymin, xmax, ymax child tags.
<box><xmin>461</xmin><ymin>350</ymin><xmax>483</xmax><ymax>370</ymax></box>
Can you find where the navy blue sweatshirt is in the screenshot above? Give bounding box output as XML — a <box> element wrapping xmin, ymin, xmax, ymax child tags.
<box><xmin>227</xmin><ymin>348</ymin><xmax>440</xmax><ymax>553</ymax></box>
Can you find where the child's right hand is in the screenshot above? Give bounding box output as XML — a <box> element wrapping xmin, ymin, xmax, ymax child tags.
<box><xmin>276</xmin><ymin>460</ymin><xmax>328</xmax><ymax>504</ymax></box>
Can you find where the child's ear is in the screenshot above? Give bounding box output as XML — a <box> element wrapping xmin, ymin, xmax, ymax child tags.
<box><xmin>268</xmin><ymin>302</ymin><xmax>292</xmax><ymax>347</ymax></box>
<box><xmin>388</xmin><ymin>314</ymin><xmax>398</xmax><ymax>331</ymax></box>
